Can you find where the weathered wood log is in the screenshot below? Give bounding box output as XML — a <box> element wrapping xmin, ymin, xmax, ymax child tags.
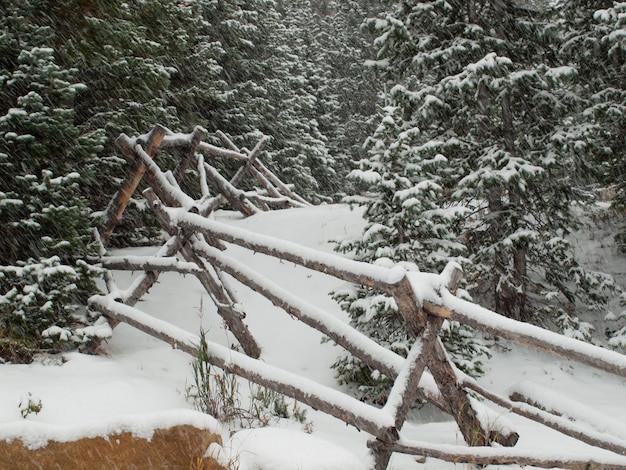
<box><xmin>509</xmin><ymin>381</ymin><xmax>626</xmax><ymax>441</ymax></box>
<box><xmin>203</xmin><ymin>162</ymin><xmax>258</xmax><ymax>217</ymax></box>
<box><xmin>172</xmin><ymin>210</ymin><xmax>397</xmax><ymax>291</ymax></box>
<box><xmin>89</xmin><ymin>296</ymin><xmax>399</xmax><ymax>443</ymax></box>
<box><xmin>196</xmin><ymin>153</ymin><xmax>211</xmax><ymax>198</ymax></box>
<box><xmin>367</xmin><ymin>439</ymin><xmax>626</xmax><ymax>470</ymax></box>
<box><xmin>384</xmin><ymin>318</ymin><xmax>443</xmax><ymax>430</ymax></box>
<box><xmin>172</xmin><ymin>126</ymin><xmax>205</xmax><ymax>184</ymax></box>
<box><xmin>374</xmin><ymin>318</ymin><xmax>444</xmax><ymax>470</ymax></box>
<box><xmin>252</xmin><ymin>159</ymin><xmax>311</xmax><ymax>206</ymax></box>
<box><xmin>249</xmin><ymin>165</ymin><xmax>288</xmax><ymax>203</ymax></box>
<box><xmin>100</xmin><ymin>255</ymin><xmax>203</xmax><ymax>275</ymax></box>
<box><xmin>87</xmin><ymin>233</ymin><xmax>184</xmax><ymax>353</ymax></box>
<box><xmin>193</xmin><ymin>238</ymin><xmax>401</xmax><ymax>379</ymax></box>
<box><xmin>144</xmin><ymin>190</ymin><xmax>261</xmax><ymax>358</ymax></box>
<box><xmin>479</xmin><ymin>382</ymin><xmax>626</xmax><ymax>455</ymax></box>
<box><xmin>122</xmin><ymin>236</ymin><xmax>184</xmax><ymax>307</ymax></box>
<box><xmin>190</xmin><ymin>237</ymin><xmax>449</xmax><ymax>411</ymax></box>
<box><xmin>195</xmin><ymin>141</ymin><xmax>248</xmax><ymax>161</ymax></box>
<box><xmin>89</xmin><ymin>295</ymin><xmax>199</xmax><ymax>356</ymax></box>
<box><xmin>423</xmin><ymin>290</ymin><xmax>626</xmax><ymax>379</ymax></box>
<box><xmin>93</xmin><ymin>229</ymin><xmax>119</xmax><ymax>297</ymax></box>
<box><xmin>215</xmin><ymin>130</ymin><xmax>240</xmax><ymax>152</ymax></box>
<box><xmin>200</xmin><ymin>137</ymin><xmax>268</xmax><ymax>215</ymax></box>
<box><xmin>428</xmin><ymin>339</ymin><xmax>491</xmax><ymax>446</ymax></box>
<box><xmin>99</xmin><ymin>125</ymin><xmax>167</xmax><ymax>244</ymax></box>
<box><xmin>181</xmin><ymin>242</ymin><xmax>261</xmax><ymax>359</ymax></box>
<box><xmin>390</xmin><ymin>276</ymin><xmax>427</xmax><ymax>338</ymax></box>
<box><xmin>400</xmin><ymin>263</ymin><xmax>502</xmax><ymax>448</ymax></box>
<box><xmin>175</xmin><ymin>211</ymin><xmax>515</xmax><ymax>447</ymax></box>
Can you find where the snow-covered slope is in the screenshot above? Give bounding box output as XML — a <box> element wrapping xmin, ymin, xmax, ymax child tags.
<box><xmin>1</xmin><ymin>204</ymin><xmax>625</xmax><ymax>469</ymax></box>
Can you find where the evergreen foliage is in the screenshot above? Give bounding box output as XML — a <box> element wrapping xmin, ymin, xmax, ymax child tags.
<box><xmin>0</xmin><ymin>0</ymin><xmax>623</xmax><ymax>368</ymax></box>
<box><xmin>333</xmin><ymin>0</ymin><xmax>624</xmax><ymax>399</ymax></box>
<box><xmin>0</xmin><ymin>19</ymin><xmax>108</xmax><ymax>360</ymax></box>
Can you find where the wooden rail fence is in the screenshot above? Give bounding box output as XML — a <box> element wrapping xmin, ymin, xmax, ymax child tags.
<box><xmin>90</xmin><ymin>126</ymin><xmax>626</xmax><ymax>469</ymax></box>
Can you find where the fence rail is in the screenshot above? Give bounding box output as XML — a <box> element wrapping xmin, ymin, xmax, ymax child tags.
<box><xmin>90</xmin><ymin>126</ymin><xmax>626</xmax><ymax>469</ymax></box>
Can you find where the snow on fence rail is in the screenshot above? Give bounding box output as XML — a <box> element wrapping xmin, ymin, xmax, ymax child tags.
<box><xmin>89</xmin><ymin>125</ymin><xmax>626</xmax><ymax>470</ymax></box>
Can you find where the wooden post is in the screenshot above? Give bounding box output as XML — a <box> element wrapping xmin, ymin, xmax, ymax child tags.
<box><xmin>172</xmin><ymin>126</ymin><xmax>205</xmax><ymax>184</ymax></box>
<box><xmin>99</xmin><ymin>125</ymin><xmax>168</xmax><ymax>245</ymax></box>
<box><xmin>396</xmin><ymin>264</ymin><xmax>494</xmax><ymax>448</ymax></box>
<box><xmin>373</xmin><ymin>317</ymin><xmax>444</xmax><ymax>469</ymax></box>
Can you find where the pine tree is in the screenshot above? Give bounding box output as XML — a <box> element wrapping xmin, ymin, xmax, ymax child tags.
<box><xmin>0</xmin><ymin>26</ymin><xmax>107</xmax><ymax>360</ymax></box>
<box><xmin>277</xmin><ymin>0</ymin><xmax>384</xmax><ymax>199</ymax></box>
<box><xmin>558</xmin><ymin>1</ymin><xmax>626</xmax><ymax>347</ymax></box>
<box><xmin>333</xmin><ymin>0</ymin><xmax>623</xmax><ymax>398</ymax></box>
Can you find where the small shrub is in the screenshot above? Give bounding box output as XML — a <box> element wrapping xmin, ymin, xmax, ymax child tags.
<box><xmin>19</xmin><ymin>392</ymin><xmax>43</xmax><ymax>418</ymax></box>
<box><xmin>188</xmin><ymin>330</ymin><xmax>309</xmax><ymax>431</ymax></box>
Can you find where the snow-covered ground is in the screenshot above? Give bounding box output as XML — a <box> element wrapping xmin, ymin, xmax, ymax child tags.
<box><xmin>1</xmin><ymin>204</ymin><xmax>625</xmax><ymax>469</ymax></box>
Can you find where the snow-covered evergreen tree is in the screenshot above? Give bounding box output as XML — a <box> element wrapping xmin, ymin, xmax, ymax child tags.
<box><xmin>0</xmin><ymin>36</ymin><xmax>108</xmax><ymax>360</ymax></box>
<box><xmin>558</xmin><ymin>0</ymin><xmax>626</xmax><ymax>347</ymax></box>
<box><xmin>280</xmin><ymin>0</ymin><xmax>384</xmax><ymax>199</ymax></box>
<box><xmin>333</xmin><ymin>0</ymin><xmax>623</xmax><ymax>398</ymax></box>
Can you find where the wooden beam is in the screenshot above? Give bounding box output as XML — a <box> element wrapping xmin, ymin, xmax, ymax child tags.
<box><xmin>88</xmin><ymin>295</ymin><xmax>399</xmax><ymax>443</ymax></box>
<box><xmin>423</xmin><ymin>291</ymin><xmax>626</xmax><ymax>379</ymax></box>
<box><xmin>99</xmin><ymin>125</ymin><xmax>167</xmax><ymax>244</ymax></box>
<box><xmin>144</xmin><ymin>190</ymin><xmax>261</xmax><ymax>358</ymax></box>
<box><xmin>367</xmin><ymin>439</ymin><xmax>626</xmax><ymax>470</ymax></box>
<box><xmin>173</xmin><ymin>211</ymin><xmax>397</xmax><ymax>291</ymax></box>
<box><xmin>203</xmin><ymin>162</ymin><xmax>258</xmax><ymax>217</ymax></box>
<box><xmin>200</xmin><ymin>136</ymin><xmax>268</xmax><ymax>216</ymax></box>
<box><xmin>100</xmin><ymin>256</ymin><xmax>203</xmax><ymax>275</ymax></box>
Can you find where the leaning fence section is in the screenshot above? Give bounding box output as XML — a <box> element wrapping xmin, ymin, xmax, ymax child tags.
<box><xmin>90</xmin><ymin>126</ymin><xmax>626</xmax><ymax>470</ymax></box>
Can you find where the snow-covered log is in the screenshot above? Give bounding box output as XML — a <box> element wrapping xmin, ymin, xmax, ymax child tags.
<box><xmin>88</xmin><ymin>295</ymin><xmax>399</xmax><ymax>443</ymax></box>
<box><xmin>200</xmin><ymin>136</ymin><xmax>269</xmax><ymax>214</ymax></box>
<box><xmin>464</xmin><ymin>378</ymin><xmax>626</xmax><ymax>456</ymax></box>
<box><xmin>421</xmin><ymin>285</ymin><xmax>626</xmax><ymax>378</ymax></box>
<box><xmin>506</xmin><ymin>382</ymin><xmax>626</xmax><ymax>455</ymax></box>
<box><xmin>509</xmin><ymin>381</ymin><xmax>626</xmax><ymax>441</ymax></box>
<box><xmin>202</xmin><ymin>162</ymin><xmax>258</xmax><ymax>217</ymax></box>
<box><xmin>100</xmin><ymin>255</ymin><xmax>203</xmax><ymax>275</ymax></box>
<box><xmin>99</xmin><ymin>125</ymin><xmax>167</xmax><ymax>244</ymax></box>
<box><xmin>368</xmin><ymin>438</ymin><xmax>626</xmax><ymax>470</ymax></box>
<box><xmin>172</xmin><ymin>209</ymin><xmax>401</xmax><ymax>290</ymax></box>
